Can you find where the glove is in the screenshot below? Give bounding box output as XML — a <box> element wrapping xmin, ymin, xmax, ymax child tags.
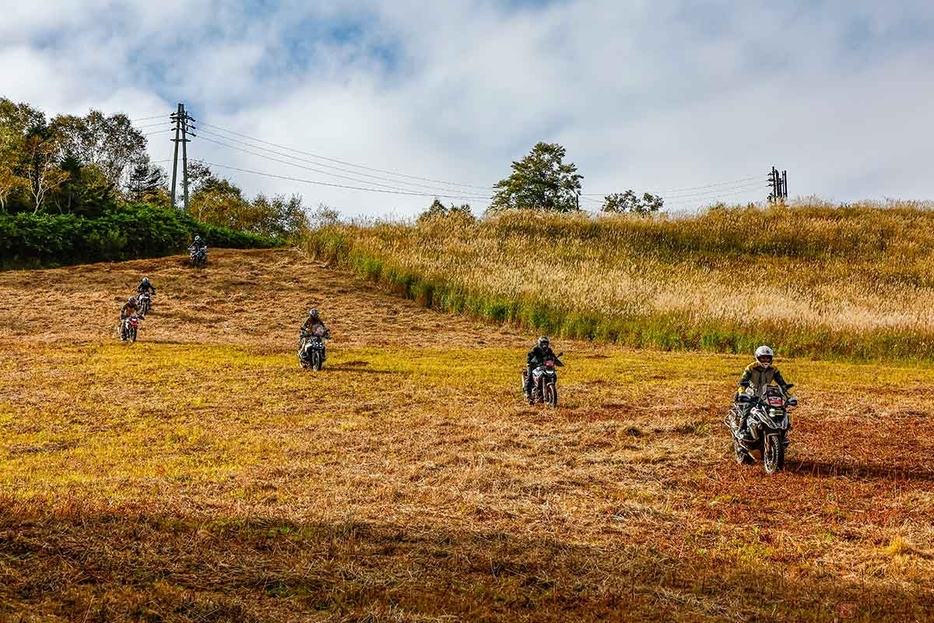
<box><xmin>736</xmin><ymin>394</ymin><xmax>752</xmax><ymax>404</ymax></box>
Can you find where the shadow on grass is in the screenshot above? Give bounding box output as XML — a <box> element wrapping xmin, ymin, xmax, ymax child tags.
<box><xmin>0</xmin><ymin>498</ymin><xmax>930</xmax><ymax>622</ymax></box>
<box><xmin>787</xmin><ymin>458</ymin><xmax>934</xmax><ymax>483</ymax></box>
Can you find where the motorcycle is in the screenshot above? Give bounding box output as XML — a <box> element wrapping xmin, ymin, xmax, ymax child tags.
<box><xmin>298</xmin><ymin>327</ymin><xmax>330</xmax><ymax>371</ymax></box>
<box><xmin>189</xmin><ymin>246</ymin><xmax>208</xmax><ymax>267</ymax></box>
<box><xmin>725</xmin><ymin>384</ymin><xmax>798</xmax><ymax>474</ymax></box>
<box><xmin>121</xmin><ymin>314</ymin><xmax>142</xmax><ymax>342</ymax></box>
<box><xmin>522</xmin><ymin>353</ymin><xmax>563</xmax><ymax>407</ymax></box>
<box><xmin>138</xmin><ymin>292</ymin><xmax>153</xmax><ymax>316</ymax></box>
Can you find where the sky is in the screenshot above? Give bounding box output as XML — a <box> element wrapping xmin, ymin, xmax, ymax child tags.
<box><xmin>1</xmin><ymin>0</ymin><xmax>933</xmax><ymax>217</ymax></box>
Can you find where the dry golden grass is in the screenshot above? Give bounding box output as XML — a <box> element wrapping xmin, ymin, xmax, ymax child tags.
<box><xmin>1</xmin><ymin>249</ymin><xmax>933</xmax><ymax>621</ymax></box>
<box><xmin>305</xmin><ymin>201</ymin><xmax>934</xmax><ymax>361</ymax></box>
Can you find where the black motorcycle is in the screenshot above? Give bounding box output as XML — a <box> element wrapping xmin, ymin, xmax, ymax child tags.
<box><xmin>725</xmin><ymin>384</ymin><xmax>798</xmax><ymax>473</ymax></box>
<box><xmin>522</xmin><ymin>354</ymin><xmax>562</xmax><ymax>407</ymax></box>
<box><xmin>298</xmin><ymin>328</ymin><xmax>330</xmax><ymax>371</ymax></box>
<box><xmin>189</xmin><ymin>246</ymin><xmax>208</xmax><ymax>267</ymax></box>
<box><xmin>138</xmin><ymin>292</ymin><xmax>153</xmax><ymax>317</ymax></box>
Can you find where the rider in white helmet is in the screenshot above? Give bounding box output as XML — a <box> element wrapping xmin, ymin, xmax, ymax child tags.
<box><xmin>188</xmin><ymin>235</ymin><xmax>207</xmax><ymax>253</ymax></box>
<box><xmin>735</xmin><ymin>345</ymin><xmax>794</xmax><ymax>432</ymax></box>
<box><xmin>299</xmin><ymin>308</ymin><xmax>331</xmax><ymax>360</ymax></box>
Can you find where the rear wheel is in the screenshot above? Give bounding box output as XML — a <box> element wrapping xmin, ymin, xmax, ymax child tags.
<box><xmin>544</xmin><ymin>383</ymin><xmax>558</xmax><ymax>407</ymax></box>
<box><xmin>763</xmin><ymin>434</ymin><xmax>785</xmax><ymax>474</ymax></box>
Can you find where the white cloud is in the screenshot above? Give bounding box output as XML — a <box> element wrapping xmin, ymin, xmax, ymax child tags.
<box><xmin>1</xmin><ymin>0</ymin><xmax>932</xmax><ymax>216</ymax></box>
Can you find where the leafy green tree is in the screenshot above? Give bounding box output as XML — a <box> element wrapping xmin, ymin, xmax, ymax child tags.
<box><xmin>126</xmin><ymin>161</ymin><xmax>169</xmax><ymax>205</ymax></box>
<box><xmin>52</xmin><ymin>156</ymin><xmax>116</xmax><ymax>216</ymax></box>
<box><xmin>418</xmin><ymin>198</ymin><xmax>448</xmax><ymax>222</ymax></box>
<box><xmin>0</xmin><ymin>99</ymin><xmax>46</xmax><ymax>212</ymax></box>
<box><xmin>21</xmin><ymin>122</ymin><xmax>68</xmax><ymax>213</ymax></box>
<box><xmin>601</xmin><ymin>190</ymin><xmax>664</xmax><ymax>215</ymax></box>
<box><xmin>250</xmin><ymin>193</ymin><xmax>309</xmax><ymax>239</ymax></box>
<box><xmin>190</xmin><ymin>176</ymin><xmax>249</xmax><ymax>226</ymax></box>
<box><xmin>417</xmin><ymin>199</ymin><xmax>474</xmax><ymax>224</ymax></box>
<box><xmin>490</xmin><ymin>142</ymin><xmax>583</xmax><ymax>212</ymax></box>
<box><xmin>50</xmin><ymin>110</ymin><xmax>147</xmax><ymax>195</ymax></box>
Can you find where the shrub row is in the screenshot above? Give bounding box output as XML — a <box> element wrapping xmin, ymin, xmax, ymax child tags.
<box><xmin>0</xmin><ymin>204</ymin><xmax>282</xmax><ymax>269</ymax></box>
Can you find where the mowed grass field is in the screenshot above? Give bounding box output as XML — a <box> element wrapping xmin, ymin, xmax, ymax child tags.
<box><xmin>1</xmin><ymin>248</ymin><xmax>933</xmax><ymax>622</ymax></box>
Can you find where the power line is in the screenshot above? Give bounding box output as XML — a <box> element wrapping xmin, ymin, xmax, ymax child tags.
<box><xmin>130</xmin><ymin>114</ymin><xmax>170</xmax><ymax>123</ymax></box>
<box><xmin>197</xmin><ymin>134</ymin><xmax>491</xmax><ymax>199</ymax></box>
<box><xmin>143</xmin><ymin>129</ymin><xmax>174</xmax><ymax>137</ymax></box>
<box><xmin>581</xmin><ymin>175</ymin><xmax>762</xmax><ymax>197</ymax></box>
<box><xmin>204</xmin><ymin>161</ymin><xmax>491</xmax><ymax>201</ymax></box>
<box><xmin>663</xmin><ymin>185</ymin><xmax>766</xmax><ymax>206</ymax></box>
<box><xmin>135</xmin><ymin>121</ymin><xmax>173</xmax><ymax>130</ymax></box>
<box><xmin>198</xmin><ymin>121</ymin><xmax>493</xmax><ymax>191</ymax></box>
<box><xmin>197</xmin><ymin>128</ymin><xmax>496</xmax><ymax>196</ymax></box>
<box><xmin>663</xmin><ymin>181</ymin><xmax>766</xmax><ymax>200</ymax></box>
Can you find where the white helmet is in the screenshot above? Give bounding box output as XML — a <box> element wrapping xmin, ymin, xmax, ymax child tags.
<box><xmin>755</xmin><ymin>345</ymin><xmax>774</xmax><ymax>368</ymax></box>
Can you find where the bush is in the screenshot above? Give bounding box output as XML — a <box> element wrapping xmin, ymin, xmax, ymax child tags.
<box><xmin>0</xmin><ymin>203</ymin><xmax>282</xmax><ymax>269</ymax></box>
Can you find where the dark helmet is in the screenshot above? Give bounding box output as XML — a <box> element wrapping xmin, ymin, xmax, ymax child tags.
<box><xmin>142</xmin><ymin>277</ymin><xmax>150</xmax><ymax>285</ymax></box>
<box><xmin>537</xmin><ymin>336</ymin><xmax>550</xmax><ymax>349</ymax></box>
<box><xmin>308</xmin><ymin>308</ymin><xmax>320</xmax><ymax>318</ymax></box>
<box><xmin>127</xmin><ymin>296</ymin><xmax>137</xmax><ymax>304</ymax></box>
<box><xmin>194</xmin><ymin>235</ymin><xmax>202</xmax><ymax>243</ymax></box>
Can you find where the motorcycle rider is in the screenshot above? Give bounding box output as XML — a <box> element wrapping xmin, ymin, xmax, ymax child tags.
<box><xmin>734</xmin><ymin>345</ymin><xmax>794</xmax><ymax>434</ymax></box>
<box><xmin>136</xmin><ymin>277</ymin><xmax>156</xmax><ymax>297</ymax></box>
<box><xmin>299</xmin><ymin>308</ymin><xmax>330</xmax><ymax>361</ymax></box>
<box><xmin>120</xmin><ymin>296</ymin><xmax>139</xmax><ymax>320</ymax></box>
<box><xmin>188</xmin><ymin>235</ymin><xmax>207</xmax><ymax>257</ymax></box>
<box><xmin>524</xmin><ymin>336</ymin><xmax>563</xmax><ymax>401</ymax></box>
<box><xmin>119</xmin><ymin>296</ymin><xmax>140</xmax><ymax>340</ymax></box>
<box><xmin>136</xmin><ymin>277</ymin><xmax>156</xmax><ymax>316</ymax></box>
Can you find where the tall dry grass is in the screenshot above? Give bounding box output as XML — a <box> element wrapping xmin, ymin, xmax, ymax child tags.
<box><xmin>304</xmin><ymin>200</ymin><xmax>934</xmax><ymax>361</ymax></box>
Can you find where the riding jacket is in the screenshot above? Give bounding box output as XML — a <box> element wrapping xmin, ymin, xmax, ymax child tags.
<box><xmin>120</xmin><ymin>301</ymin><xmax>139</xmax><ymax>319</ymax></box>
<box><xmin>737</xmin><ymin>362</ymin><xmax>790</xmax><ymax>398</ymax></box>
<box><xmin>527</xmin><ymin>345</ymin><xmax>563</xmax><ymax>369</ymax></box>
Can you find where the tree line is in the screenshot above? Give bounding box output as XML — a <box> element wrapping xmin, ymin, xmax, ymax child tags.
<box><xmin>420</xmin><ymin>142</ymin><xmax>664</xmax><ymax>221</ymax></box>
<box><xmin>0</xmin><ymin>98</ymin><xmax>308</xmax><ymax>240</ymax></box>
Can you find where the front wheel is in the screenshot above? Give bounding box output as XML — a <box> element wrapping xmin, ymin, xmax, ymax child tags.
<box><xmin>129</xmin><ymin>326</ymin><xmax>138</xmax><ymax>343</ymax></box>
<box><xmin>544</xmin><ymin>383</ymin><xmax>558</xmax><ymax>408</ymax></box>
<box><xmin>311</xmin><ymin>350</ymin><xmax>323</xmax><ymax>371</ymax></box>
<box><xmin>762</xmin><ymin>434</ymin><xmax>785</xmax><ymax>474</ymax></box>
<box><xmin>732</xmin><ymin>438</ymin><xmax>754</xmax><ymax>465</ymax></box>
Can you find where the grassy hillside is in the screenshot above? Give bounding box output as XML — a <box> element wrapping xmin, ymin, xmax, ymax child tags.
<box><xmin>304</xmin><ymin>201</ymin><xmax>934</xmax><ymax>362</ymax></box>
<box><xmin>1</xmin><ymin>249</ymin><xmax>932</xmax><ymax>621</ymax></box>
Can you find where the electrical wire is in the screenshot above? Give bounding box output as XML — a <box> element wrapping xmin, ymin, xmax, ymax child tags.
<box><xmin>198</xmin><ymin>135</ymin><xmax>491</xmax><ymax>200</ymax></box>
<box><xmin>582</xmin><ymin>175</ymin><xmax>763</xmax><ymax>198</ymax></box>
<box><xmin>203</xmin><ymin>161</ymin><xmax>493</xmax><ymax>200</ymax></box>
<box><xmin>130</xmin><ymin>114</ymin><xmax>170</xmax><ymax>123</ymax></box>
<box><xmin>663</xmin><ymin>181</ymin><xmax>766</xmax><ymax>200</ymax></box>
<box><xmin>135</xmin><ymin>121</ymin><xmax>173</xmax><ymax>131</ymax></box>
<box><xmin>662</xmin><ymin>185</ymin><xmax>766</xmax><ymax>206</ymax></box>
<box><xmin>197</xmin><ymin>128</ymin><xmax>494</xmax><ymax>196</ymax></box>
<box><xmin>199</xmin><ymin>121</ymin><xmax>493</xmax><ymax>191</ymax></box>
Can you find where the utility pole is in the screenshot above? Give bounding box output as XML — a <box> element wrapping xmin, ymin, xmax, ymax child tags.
<box><xmin>169</xmin><ymin>103</ymin><xmax>196</xmax><ymax>210</ymax></box>
<box><xmin>767</xmin><ymin>165</ymin><xmax>788</xmax><ymax>203</ymax></box>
